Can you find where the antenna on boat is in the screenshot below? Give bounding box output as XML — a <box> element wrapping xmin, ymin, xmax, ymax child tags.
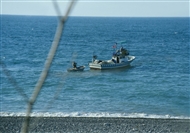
<box><xmin>116</xmin><ymin>40</ymin><xmax>125</xmax><ymax>48</ymax></box>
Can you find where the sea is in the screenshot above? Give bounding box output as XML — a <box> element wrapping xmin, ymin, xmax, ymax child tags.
<box><xmin>0</xmin><ymin>15</ymin><xmax>190</xmax><ymax>119</ymax></box>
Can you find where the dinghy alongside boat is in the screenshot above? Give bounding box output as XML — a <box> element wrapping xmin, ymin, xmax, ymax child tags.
<box><xmin>67</xmin><ymin>61</ymin><xmax>85</xmax><ymax>72</ymax></box>
<box><xmin>67</xmin><ymin>42</ymin><xmax>135</xmax><ymax>71</ymax></box>
<box><xmin>67</xmin><ymin>66</ymin><xmax>85</xmax><ymax>72</ymax></box>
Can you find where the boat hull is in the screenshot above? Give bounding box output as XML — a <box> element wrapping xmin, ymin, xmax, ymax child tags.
<box><xmin>89</xmin><ymin>62</ymin><xmax>130</xmax><ymax>70</ymax></box>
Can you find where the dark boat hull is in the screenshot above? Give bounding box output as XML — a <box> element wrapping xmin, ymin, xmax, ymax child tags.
<box><xmin>67</xmin><ymin>66</ymin><xmax>85</xmax><ymax>72</ymax></box>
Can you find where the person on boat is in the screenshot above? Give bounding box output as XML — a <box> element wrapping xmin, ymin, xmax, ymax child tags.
<box><xmin>116</xmin><ymin>56</ymin><xmax>119</xmax><ymax>63</ymax></box>
<box><xmin>120</xmin><ymin>47</ymin><xmax>129</xmax><ymax>57</ymax></box>
<box><xmin>72</xmin><ymin>61</ymin><xmax>77</xmax><ymax>69</ymax></box>
<box><xmin>92</xmin><ymin>55</ymin><xmax>97</xmax><ymax>62</ymax></box>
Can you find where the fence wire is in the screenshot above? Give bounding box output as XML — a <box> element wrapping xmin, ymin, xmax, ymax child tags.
<box><xmin>0</xmin><ymin>60</ymin><xmax>29</xmax><ymax>102</ymax></box>
<box><xmin>0</xmin><ymin>0</ymin><xmax>76</xmax><ymax>133</ymax></box>
<box><xmin>22</xmin><ymin>1</ymin><xmax>76</xmax><ymax>132</ymax></box>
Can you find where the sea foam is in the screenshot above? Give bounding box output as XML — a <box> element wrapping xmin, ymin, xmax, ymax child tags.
<box><xmin>0</xmin><ymin>112</ymin><xmax>189</xmax><ymax>119</ymax></box>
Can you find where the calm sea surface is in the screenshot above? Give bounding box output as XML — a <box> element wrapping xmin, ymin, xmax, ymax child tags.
<box><xmin>1</xmin><ymin>15</ymin><xmax>190</xmax><ymax>118</ymax></box>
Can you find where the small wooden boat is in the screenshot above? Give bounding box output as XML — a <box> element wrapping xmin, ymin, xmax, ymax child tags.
<box><xmin>67</xmin><ymin>66</ymin><xmax>85</xmax><ymax>72</ymax></box>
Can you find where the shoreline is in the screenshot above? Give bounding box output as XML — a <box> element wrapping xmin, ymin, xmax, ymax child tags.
<box><xmin>0</xmin><ymin>116</ymin><xmax>190</xmax><ymax>133</ymax></box>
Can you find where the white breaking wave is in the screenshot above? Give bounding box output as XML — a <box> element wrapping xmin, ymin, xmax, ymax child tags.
<box><xmin>0</xmin><ymin>112</ymin><xmax>189</xmax><ymax>119</ymax></box>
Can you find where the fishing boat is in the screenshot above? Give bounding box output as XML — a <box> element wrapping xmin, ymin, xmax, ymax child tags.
<box><xmin>89</xmin><ymin>46</ymin><xmax>135</xmax><ymax>70</ymax></box>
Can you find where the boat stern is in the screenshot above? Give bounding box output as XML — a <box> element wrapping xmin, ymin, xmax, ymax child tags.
<box><xmin>127</xmin><ymin>56</ymin><xmax>135</xmax><ymax>62</ymax></box>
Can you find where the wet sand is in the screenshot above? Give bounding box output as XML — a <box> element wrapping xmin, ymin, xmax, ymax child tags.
<box><xmin>0</xmin><ymin>117</ymin><xmax>189</xmax><ymax>133</ymax></box>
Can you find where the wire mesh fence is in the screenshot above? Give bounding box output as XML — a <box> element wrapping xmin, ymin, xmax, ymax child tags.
<box><xmin>1</xmin><ymin>0</ymin><xmax>76</xmax><ymax>132</ymax></box>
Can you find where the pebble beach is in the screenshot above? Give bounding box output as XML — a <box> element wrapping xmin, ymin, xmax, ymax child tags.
<box><xmin>0</xmin><ymin>117</ymin><xmax>190</xmax><ymax>133</ymax></box>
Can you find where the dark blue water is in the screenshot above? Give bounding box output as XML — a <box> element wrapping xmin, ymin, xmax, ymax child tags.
<box><xmin>1</xmin><ymin>15</ymin><xmax>190</xmax><ymax>118</ymax></box>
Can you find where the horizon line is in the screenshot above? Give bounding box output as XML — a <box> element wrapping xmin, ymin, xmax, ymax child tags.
<box><xmin>1</xmin><ymin>14</ymin><xmax>189</xmax><ymax>18</ymax></box>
